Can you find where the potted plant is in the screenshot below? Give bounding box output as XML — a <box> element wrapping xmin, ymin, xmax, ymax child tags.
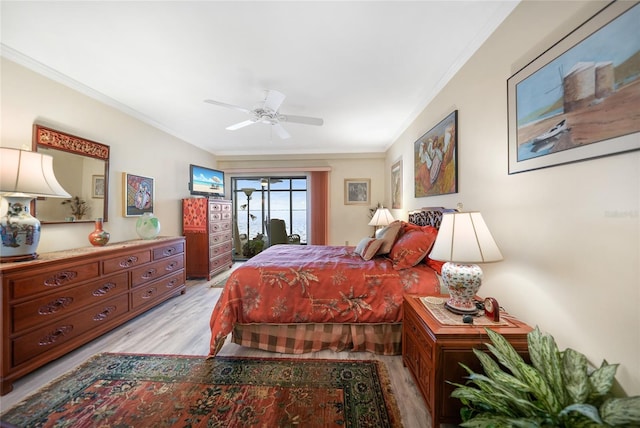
<box><xmin>61</xmin><ymin>196</ymin><xmax>89</xmax><ymax>220</ymax></box>
<box><xmin>242</xmin><ymin>233</ymin><xmax>265</xmax><ymax>258</ymax></box>
<box><xmin>449</xmin><ymin>327</ymin><xmax>640</xmax><ymax>427</ymax></box>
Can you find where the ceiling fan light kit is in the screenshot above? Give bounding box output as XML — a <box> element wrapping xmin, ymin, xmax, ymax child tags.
<box><xmin>204</xmin><ymin>90</ymin><xmax>323</xmax><ymax>139</ymax></box>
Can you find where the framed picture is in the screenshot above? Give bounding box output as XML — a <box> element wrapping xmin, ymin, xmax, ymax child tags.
<box><xmin>123</xmin><ymin>172</ymin><xmax>154</xmax><ymax>217</ymax></box>
<box><xmin>414</xmin><ymin>110</ymin><xmax>458</xmax><ymax>197</ymax></box>
<box><xmin>92</xmin><ymin>175</ymin><xmax>105</xmax><ymax>199</ymax></box>
<box><xmin>507</xmin><ymin>2</ymin><xmax>640</xmax><ymax>174</ymax></box>
<box><xmin>344</xmin><ymin>178</ymin><xmax>370</xmax><ymax>205</ymax></box>
<box><xmin>391</xmin><ymin>158</ymin><xmax>402</xmax><ymax>209</ymax></box>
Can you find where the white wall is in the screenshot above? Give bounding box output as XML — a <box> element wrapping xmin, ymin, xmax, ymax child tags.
<box><xmin>386</xmin><ymin>0</ymin><xmax>639</xmax><ymax>395</ymax></box>
<box><xmin>1</xmin><ymin>58</ymin><xmax>217</xmax><ymax>251</ymax></box>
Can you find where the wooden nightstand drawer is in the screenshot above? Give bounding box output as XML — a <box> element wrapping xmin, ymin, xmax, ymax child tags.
<box><xmin>402</xmin><ymin>295</ymin><xmax>532</xmax><ymax>427</ymax></box>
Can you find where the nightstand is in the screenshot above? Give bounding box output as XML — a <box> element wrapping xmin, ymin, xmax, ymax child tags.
<box><xmin>402</xmin><ymin>295</ymin><xmax>532</xmax><ymax>426</ymax></box>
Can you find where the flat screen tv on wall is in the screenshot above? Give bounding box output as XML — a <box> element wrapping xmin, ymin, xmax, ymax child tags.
<box><xmin>189</xmin><ymin>164</ymin><xmax>225</xmax><ymax>198</ymax></box>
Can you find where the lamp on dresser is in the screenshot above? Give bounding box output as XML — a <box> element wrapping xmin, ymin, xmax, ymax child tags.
<box><xmin>429</xmin><ymin>211</ymin><xmax>503</xmax><ymax>314</ymax></box>
<box><xmin>0</xmin><ymin>147</ymin><xmax>71</xmax><ymax>262</ymax></box>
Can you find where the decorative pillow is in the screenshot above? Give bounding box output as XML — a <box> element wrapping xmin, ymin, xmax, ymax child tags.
<box><xmin>388</xmin><ymin>226</ymin><xmax>438</xmax><ymax>270</ymax></box>
<box><xmin>374</xmin><ymin>220</ymin><xmax>402</xmax><ymax>255</ymax></box>
<box><xmin>354</xmin><ymin>237</ymin><xmax>384</xmax><ymax>261</ymax></box>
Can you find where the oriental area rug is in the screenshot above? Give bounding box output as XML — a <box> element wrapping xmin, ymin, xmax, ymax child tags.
<box><xmin>1</xmin><ymin>353</ymin><xmax>401</xmax><ymax>427</ymax></box>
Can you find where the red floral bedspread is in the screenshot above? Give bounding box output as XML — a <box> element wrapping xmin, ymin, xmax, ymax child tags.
<box><xmin>209</xmin><ymin>244</ymin><xmax>440</xmax><ymax>355</ymax></box>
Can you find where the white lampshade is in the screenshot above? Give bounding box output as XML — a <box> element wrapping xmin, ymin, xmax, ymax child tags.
<box><xmin>368</xmin><ymin>207</ymin><xmax>394</xmax><ymax>227</ymax></box>
<box><xmin>430</xmin><ymin>212</ymin><xmax>502</xmax><ymax>315</ymax></box>
<box><xmin>1</xmin><ymin>148</ymin><xmax>70</xmax><ymax>262</ymax></box>
<box><xmin>430</xmin><ymin>212</ymin><xmax>502</xmax><ymax>263</ymax></box>
<box><xmin>0</xmin><ymin>148</ymin><xmax>70</xmax><ymax>198</ymax></box>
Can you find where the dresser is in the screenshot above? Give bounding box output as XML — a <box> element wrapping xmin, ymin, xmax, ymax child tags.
<box><xmin>402</xmin><ymin>295</ymin><xmax>532</xmax><ymax>426</ymax></box>
<box><xmin>0</xmin><ymin>237</ymin><xmax>186</xmax><ymax>395</ymax></box>
<box><xmin>182</xmin><ymin>198</ymin><xmax>233</xmax><ymax>280</ymax></box>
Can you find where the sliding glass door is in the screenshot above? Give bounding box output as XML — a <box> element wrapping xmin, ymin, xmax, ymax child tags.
<box><xmin>232</xmin><ymin>176</ymin><xmax>308</xmax><ymax>258</ymax></box>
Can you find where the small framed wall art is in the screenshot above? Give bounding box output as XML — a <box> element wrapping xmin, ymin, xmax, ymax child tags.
<box><xmin>391</xmin><ymin>158</ymin><xmax>402</xmax><ymax>209</ymax></box>
<box><xmin>92</xmin><ymin>175</ymin><xmax>105</xmax><ymax>199</ymax></box>
<box><xmin>344</xmin><ymin>178</ymin><xmax>370</xmax><ymax>205</ymax></box>
<box><xmin>414</xmin><ymin>110</ymin><xmax>458</xmax><ymax>197</ymax></box>
<box><xmin>123</xmin><ymin>172</ymin><xmax>154</xmax><ymax>216</ymax></box>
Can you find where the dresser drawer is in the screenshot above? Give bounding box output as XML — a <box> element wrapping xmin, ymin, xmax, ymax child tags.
<box><xmin>209</xmin><ymin>252</ymin><xmax>232</xmax><ymax>272</ymax></box>
<box><xmin>102</xmin><ymin>249</ymin><xmax>152</xmax><ymax>274</ymax></box>
<box><xmin>11</xmin><ymin>272</ymin><xmax>128</xmax><ymax>334</ymax></box>
<box><xmin>131</xmin><ymin>254</ymin><xmax>184</xmax><ymax>287</ymax></box>
<box><xmin>209</xmin><ymin>230</ymin><xmax>232</xmax><ymax>246</ymax></box>
<box><xmin>8</xmin><ymin>262</ymin><xmax>100</xmax><ymax>300</ymax></box>
<box><xmin>131</xmin><ymin>270</ymin><xmax>185</xmax><ymax>309</ymax></box>
<box><xmin>209</xmin><ymin>221</ymin><xmax>231</xmax><ymax>234</ymax></box>
<box><xmin>152</xmin><ymin>241</ymin><xmax>184</xmax><ymax>260</ymax></box>
<box><xmin>12</xmin><ymin>294</ymin><xmax>130</xmax><ymax>366</ymax></box>
<box><xmin>210</xmin><ymin>240</ymin><xmax>233</xmax><ymax>258</ymax></box>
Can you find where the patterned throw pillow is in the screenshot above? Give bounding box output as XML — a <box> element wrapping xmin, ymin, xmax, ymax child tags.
<box><xmin>388</xmin><ymin>226</ymin><xmax>438</xmax><ymax>270</ymax></box>
<box><xmin>354</xmin><ymin>237</ymin><xmax>384</xmax><ymax>261</ymax></box>
<box><xmin>374</xmin><ymin>220</ymin><xmax>402</xmax><ymax>255</ymax></box>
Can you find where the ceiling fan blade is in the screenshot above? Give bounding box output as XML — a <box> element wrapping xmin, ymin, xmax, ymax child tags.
<box><xmin>263</xmin><ymin>90</ymin><xmax>286</xmax><ymax>112</ymax></box>
<box><xmin>279</xmin><ymin>114</ymin><xmax>324</xmax><ymax>126</ymax></box>
<box><xmin>226</xmin><ymin>120</ymin><xmax>256</xmax><ymax>131</ymax></box>
<box><xmin>204</xmin><ymin>99</ymin><xmax>251</xmax><ymax>114</ymax></box>
<box><xmin>272</xmin><ymin>123</ymin><xmax>291</xmax><ymax>139</ymax></box>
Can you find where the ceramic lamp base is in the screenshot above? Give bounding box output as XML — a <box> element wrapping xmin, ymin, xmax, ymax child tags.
<box><xmin>0</xmin><ymin>195</ymin><xmax>40</xmax><ymax>262</ymax></box>
<box><xmin>441</xmin><ymin>262</ymin><xmax>483</xmax><ymax>315</ymax></box>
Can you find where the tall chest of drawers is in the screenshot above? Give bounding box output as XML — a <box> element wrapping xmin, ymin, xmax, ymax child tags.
<box><xmin>0</xmin><ymin>237</ymin><xmax>186</xmax><ymax>395</ymax></box>
<box><xmin>182</xmin><ymin>198</ymin><xmax>233</xmax><ymax>279</ymax></box>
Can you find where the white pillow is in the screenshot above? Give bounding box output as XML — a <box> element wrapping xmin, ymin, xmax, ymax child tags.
<box><xmin>354</xmin><ymin>237</ymin><xmax>384</xmax><ymax>261</ymax></box>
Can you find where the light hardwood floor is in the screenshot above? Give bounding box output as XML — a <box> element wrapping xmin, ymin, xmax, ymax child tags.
<box><xmin>0</xmin><ymin>268</ymin><xmax>435</xmax><ymax>427</ymax></box>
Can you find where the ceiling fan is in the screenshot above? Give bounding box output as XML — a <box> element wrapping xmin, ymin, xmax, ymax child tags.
<box><xmin>204</xmin><ymin>90</ymin><xmax>323</xmax><ymax>139</ymax></box>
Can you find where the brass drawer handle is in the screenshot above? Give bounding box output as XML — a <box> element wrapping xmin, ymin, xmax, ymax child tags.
<box><xmin>44</xmin><ymin>271</ymin><xmax>78</xmax><ymax>287</ymax></box>
<box><xmin>93</xmin><ymin>306</ymin><xmax>116</xmax><ymax>321</ymax></box>
<box><xmin>142</xmin><ymin>288</ymin><xmax>157</xmax><ymax>299</ymax></box>
<box><xmin>142</xmin><ymin>268</ymin><xmax>157</xmax><ymax>280</ymax></box>
<box><xmin>39</xmin><ymin>325</ymin><xmax>73</xmax><ymax>345</ymax></box>
<box><xmin>38</xmin><ymin>297</ymin><xmax>74</xmax><ymax>315</ymax></box>
<box><xmin>93</xmin><ymin>282</ymin><xmax>116</xmax><ymax>296</ymax></box>
<box><xmin>119</xmin><ymin>256</ymin><xmax>139</xmax><ymax>268</ymax></box>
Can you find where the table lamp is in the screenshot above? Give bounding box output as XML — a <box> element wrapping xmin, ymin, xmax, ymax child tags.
<box><xmin>0</xmin><ymin>148</ymin><xmax>71</xmax><ymax>262</ymax></box>
<box><xmin>429</xmin><ymin>211</ymin><xmax>503</xmax><ymax>314</ymax></box>
<box><xmin>368</xmin><ymin>205</ymin><xmax>394</xmax><ymax>237</ymax></box>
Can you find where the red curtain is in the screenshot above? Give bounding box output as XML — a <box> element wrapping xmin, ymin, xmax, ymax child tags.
<box><xmin>309</xmin><ymin>171</ymin><xmax>329</xmax><ymax>245</ymax></box>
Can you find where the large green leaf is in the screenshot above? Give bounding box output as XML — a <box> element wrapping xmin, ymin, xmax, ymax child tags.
<box><xmin>588</xmin><ymin>361</ymin><xmax>618</xmax><ymax>399</ymax></box>
<box><xmin>515</xmin><ymin>360</ymin><xmax>562</xmax><ymax>414</ymax></box>
<box><xmin>527</xmin><ymin>327</ymin><xmax>567</xmax><ymax>407</ymax></box>
<box><xmin>600</xmin><ymin>396</ymin><xmax>640</xmax><ymax>425</ymax></box>
<box><xmin>558</xmin><ymin>403</ymin><xmax>603</xmax><ymax>424</ymax></box>
<box><xmin>460</xmin><ymin>415</ymin><xmax>541</xmax><ymax>428</ymax></box>
<box><xmin>562</xmin><ymin>348</ymin><xmax>590</xmax><ymax>403</ymax></box>
<box><xmin>451</xmin><ymin>385</ymin><xmax>515</xmax><ymax>415</ymax></box>
<box><xmin>484</xmin><ymin>328</ymin><xmax>526</xmax><ymax>378</ymax></box>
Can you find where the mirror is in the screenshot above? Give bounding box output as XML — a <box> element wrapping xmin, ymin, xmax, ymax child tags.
<box><xmin>32</xmin><ymin>125</ymin><xmax>110</xmax><ymax>224</ymax></box>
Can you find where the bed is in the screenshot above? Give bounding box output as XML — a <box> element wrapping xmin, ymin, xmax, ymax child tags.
<box><xmin>208</xmin><ymin>208</ymin><xmax>452</xmax><ymax>356</ymax></box>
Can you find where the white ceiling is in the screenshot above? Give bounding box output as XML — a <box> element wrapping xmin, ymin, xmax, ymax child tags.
<box><xmin>1</xmin><ymin>1</ymin><xmax>519</xmax><ymax>157</ymax></box>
